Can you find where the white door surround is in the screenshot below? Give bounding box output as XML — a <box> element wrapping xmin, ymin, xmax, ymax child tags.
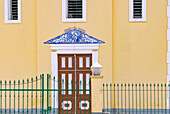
<box><xmin>50</xmin><ymin>44</ymin><xmax>99</xmax><ymax>108</ymax></box>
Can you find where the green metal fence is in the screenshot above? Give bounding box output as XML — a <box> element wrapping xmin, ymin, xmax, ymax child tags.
<box><xmin>103</xmin><ymin>83</ymin><xmax>170</xmax><ymax>114</ymax></box>
<box><xmin>0</xmin><ymin>74</ymin><xmax>91</xmax><ymax>114</ymax></box>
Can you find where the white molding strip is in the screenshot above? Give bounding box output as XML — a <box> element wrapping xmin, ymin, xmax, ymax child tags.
<box><xmin>167</xmin><ymin>0</ymin><xmax>170</xmax><ymax>109</ymax></box>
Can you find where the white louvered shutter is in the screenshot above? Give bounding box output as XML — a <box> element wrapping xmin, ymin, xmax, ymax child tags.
<box><xmin>9</xmin><ymin>0</ymin><xmax>18</xmax><ymax>20</ymax></box>
<box><xmin>133</xmin><ymin>0</ymin><xmax>142</xmax><ymax>19</ymax></box>
<box><xmin>67</xmin><ymin>0</ymin><xmax>83</xmax><ymax>18</ymax></box>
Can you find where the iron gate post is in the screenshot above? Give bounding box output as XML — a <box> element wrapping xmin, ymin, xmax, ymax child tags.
<box><xmin>42</xmin><ymin>74</ymin><xmax>44</xmax><ymax>114</ymax></box>
<box><xmin>47</xmin><ymin>74</ymin><xmax>49</xmax><ymax>114</ymax></box>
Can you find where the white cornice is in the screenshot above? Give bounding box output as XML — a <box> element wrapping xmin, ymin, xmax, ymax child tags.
<box><xmin>50</xmin><ymin>44</ymin><xmax>99</xmax><ymax>50</ymax></box>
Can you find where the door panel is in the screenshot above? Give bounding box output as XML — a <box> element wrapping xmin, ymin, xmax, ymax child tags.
<box><xmin>58</xmin><ymin>71</ymin><xmax>75</xmax><ymax>114</ymax></box>
<box><xmin>76</xmin><ymin>71</ymin><xmax>91</xmax><ymax>114</ymax></box>
<box><xmin>58</xmin><ymin>54</ymin><xmax>75</xmax><ymax>70</ymax></box>
<box><xmin>58</xmin><ymin>54</ymin><xmax>92</xmax><ymax>114</ymax></box>
<box><xmin>76</xmin><ymin>54</ymin><xmax>92</xmax><ymax>70</ymax></box>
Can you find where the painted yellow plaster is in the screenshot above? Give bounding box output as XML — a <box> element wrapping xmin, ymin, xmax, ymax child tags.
<box><xmin>0</xmin><ymin>0</ymin><xmax>167</xmax><ymax>112</ymax></box>
<box><xmin>0</xmin><ymin>0</ymin><xmax>37</xmax><ymax>80</ymax></box>
<box><xmin>112</xmin><ymin>0</ymin><xmax>167</xmax><ymax>83</ymax></box>
<box><xmin>36</xmin><ymin>0</ymin><xmax>112</xmax><ymax>82</ymax></box>
<box><xmin>36</xmin><ymin>1</ymin><xmax>112</xmax><ymax>112</ymax></box>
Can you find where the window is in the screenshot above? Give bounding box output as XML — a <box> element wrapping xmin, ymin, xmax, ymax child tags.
<box><xmin>62</xmin><ymin>0</ymin><xmax>86</xmax><ymax>22</ymax></box>
<box><xmin>5</xmin><ymin>0</ymin><xmax>21</xmax><ymax>23</ymax></box>
<box><xmin>129</xmin><ymin>0</ymin><xmax>146</xmax><ymax>22</ymax></box>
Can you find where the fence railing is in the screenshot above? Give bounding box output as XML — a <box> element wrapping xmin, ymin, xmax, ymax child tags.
<box><xmin>0</xmin><ymin>74</ymin><xmax>91</xmax><ymax>114</ymax></box>
<box><xmin>103</xmin><ymin>83</ymin><xmax>170</xmax><ymax>114</ymax></box>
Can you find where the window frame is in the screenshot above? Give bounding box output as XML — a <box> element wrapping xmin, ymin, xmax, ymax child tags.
<box><xmin>62</xmin><ymin>0</ymin><xmax>86</xmax><ymax>22</ymax></box>
<box><xmin>4</xmin><ymin>0</ymin><xmax>21</xmax><ymax>24</ymax></box>
<box><xmin>129</xmin><ymin>0</ymin><xmax>146</xmax><ymax>22</ymax></box>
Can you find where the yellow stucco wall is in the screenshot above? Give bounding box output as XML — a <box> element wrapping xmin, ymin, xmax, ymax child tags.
<box><xmin>36</xmin><ymin>1</ymin><xmax>112</xmax><ymax>112</ymax></box>
<box><xmin>0</xmin><ymin>0</ymin><xmax>37</xmax><ymax>80</ymax></box>
<box><xmin>36</xmin><ymin>0</ymin><xmax>112</xmax><ymax>82</ymax></box>
<box><xmin>0</xmin><ymin>0</ymin><xmax>168</xmax><ymax>112</ymax></box>
<box><xmin>112</xmin><ymin>0</ymin><xmax>167</xmax><ymax>83</ymax></box>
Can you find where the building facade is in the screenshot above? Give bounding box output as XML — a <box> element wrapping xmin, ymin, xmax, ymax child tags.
<box><xmin>0</xmin><ymin>0</ymin><xmax>169</xmax><ymax>113</ymax></box>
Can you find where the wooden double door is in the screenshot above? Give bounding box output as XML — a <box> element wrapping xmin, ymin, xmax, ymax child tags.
<box><xmin>58</xmin><ymin>54</ymin><xmax>92</xmax><ymax>114</ymax></box>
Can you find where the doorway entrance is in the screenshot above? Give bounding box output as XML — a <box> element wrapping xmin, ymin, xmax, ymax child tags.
<box><xmin>58</xmin><ymin>54</ymin><xmax>92</xmax><ymax>114</ymax></box>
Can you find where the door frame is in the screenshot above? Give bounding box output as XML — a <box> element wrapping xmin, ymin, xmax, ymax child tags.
<box><xmin>50</xmin><ymin>44</ymin><xmax>99</xmax><ymax>108</ymax></box>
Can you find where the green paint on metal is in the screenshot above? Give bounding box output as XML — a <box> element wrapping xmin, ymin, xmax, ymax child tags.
<box><xmin>0</xmin><ymin>74</ymin><xmax>91</xmax><ymax>114</ymax></box>
<box><xmin>102</xmin><ymin>83</ymin><xmax>169</xmax><ymax>114</ymax></box>
<box><xmin>18</xmin><ymin>80</ymin><xmax>20</xmax><ymax>114</ymax></box>
<box><xmin>22</xmin><ymin>80</ymin><xmax>24</xmax><ymax>113</ymax></box>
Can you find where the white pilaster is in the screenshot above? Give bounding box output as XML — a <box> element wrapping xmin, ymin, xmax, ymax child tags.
<box><xmin>51</xmin><ymin>51</ymin><xmax>58</xmax><ymax>108</ymax></box>
<box><xmin>167</xmin><ymin>0</ymin><xmax>170</xmax><ymax>108</ymax></box>
<box><xmin>92</xmin><ymin>51</ymin><xmax>98</xmax><ymax>65</ymax></box>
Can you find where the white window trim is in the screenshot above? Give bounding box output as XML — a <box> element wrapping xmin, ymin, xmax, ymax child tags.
<box><xmin>4</xmin><ymin>0</ymin><xmax>21</xmax><ymax>24</ymax></box>
<box><xmin>50</xmin><ymin>44</ymin><xmax>99</xmax><ymax>108</ymax></box>
<box><xmin>129</xmin><ymin>0</ymin><xmax>146</xmax><ymax>22</ymax></box>
<box><xmin>62</xmin><ymin>0</ymin><xmax>86</xmax><ymax>22</ymax></box>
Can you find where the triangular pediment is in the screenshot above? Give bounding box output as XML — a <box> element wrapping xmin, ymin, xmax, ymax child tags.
<box><xmin>44</xmin><ymin>28</ymin><xmax>105</xmax><ymax>44</ymax></box>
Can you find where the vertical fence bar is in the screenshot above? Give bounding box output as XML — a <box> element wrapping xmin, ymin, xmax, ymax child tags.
<box><xmin>5</xmin><ymin>80</ymin><xmax>6</xmax><ymax>114</ymax></box>
<box><xmin>110</xmin><ymin>84</ymin><xmax>112</xmax><ymax>114</ymax></box>
<box><xmin>9</xmin><ymin>80</ymin><xmax>11</xmax><ymax>114</ymax></box>
<box><xmin>18</xmin><ymin>80</ymin><xmax>20</xmax><ymax>114</ymax></box>
<box><xmin>62</xmin><ymin>79</ymin><xmax>64</xmax><ymax>114</ymax></box>
<box><xmin>114</xmin><ymin>84</ymin><xmax>116</xmax><ymax>114</ymax></box>
<box><xmin>121</xmin><ymin>84</ymin><xmax>123</xmax><ymax>114</ymax></box>
<box><xmin>31</xmin><ymin>78</ymin><xmax>33</xmax><ymax>113</ymax></box>
<box><xmin>161</xmin><ymin>84</ymin><xmax>163</xmax><ymax>114</ymax></box>
<box><xmin>75</xmin><ymin>80</ymin><xmax>78</xmax><ymax>114</ymax></box>
<box><xmin>103</xmin><ymin>84</ymin><xmax>105</xmax><ymax>112</ymax></box>
<box><xmin>71</xmin><ymin>80</ymin><xmax>73</xmax><ymax>114</ymax></box>
<box><xmin>27</xmin><ymin>79</ymin><xmax>29</xmax><ymax>114</ymax></box>
<box><xmin>125</xmin><ymin>84</ymin><xmax>126</xmax><ymax>114</ymax></box>
<box><xmin>14</xmin><ymin>81</ymin><xmax>16</xmax><ymax>114</ymax></box>
<box><xmin>146</xmin><ymin>84</ymin><xmax>148</xmax><ymax>114</ymax></box>
<box><xmin>165</xmin><ymin>84</ymin><xmax>167</xmax><ymax>114</ymax></box>
<box><xmin>117</xmin><ymin>84</ymin><xmax>119</xmax><ymax>114</ymax></box>
<box><xmin>42</xmin><ymin>74</ymin><xmax>44</xmax><ymax>114</ymax></box>
<box><xmin>36</xmin><ymin>77</ymin><xmax>37</xmax><ymax>114</ymax></box>
<box><xmin>84</xmin><ymin>80</ymin><xmax>86</xmax><ymax>114</ymax></box>
<box><xmin>142</xmin><ymin>84</ymin><xmax>145</xmax><ymax>114</ymax></box>
<box><xmin>48</xmin><ymin>74</ymin><xmax>52</xmax><ymax>114</ymax></box>
<box><xmin>169</xmin><ymin>84</ymin><xmax>170</xmax><ymax>114</ymax></box>
<box><xmin>139</xmin><ymin>84</ymin><xmax>141</xmax><ymax>114</ymax></box>
<box><xmin>58</xmin><ymin>78</ymin><xmax>60</xmax><ymax>114</ymax></box>
<box><xmin>154</xmin><ymin>84</ymin><xmax>156</xmax><ymax>114</ymax></box>
<box><xmin>67</xmin><ymin>80</ymin><xmax>69</xmax><ymax>114</ymax></box>
<box><xmin>40</xmin><ymin>75</ymin><xmax>42</xmax><ymax>114</ymax></box>
<box><xmin>136</xmin><ymin>84</ymin><xmax>137</xmax><ymax>114</ymax></box>
<box><xmin>89</xmin><ymin>79</ymin><xmax>91</xmax><ymax>114</ymax></box>
<box><xmin>22</xmin><ymin>80</ymin><xmax>24</xmax><ymax>113</ymax></box>
<box><xmin>132</xmin><ymin>84</ymin><xmax>134</xmax><ymax>114</ymax></box>
<box><xmin>150</xmin><ymin>84</ymin><xmax>152</xmax><ymax>114</ymax></box>
<box><xmin>53</xmin><ymin>77</ymin><xmax>55</xmax><ymax>114</ymax></box>
<box><xmin>128</xmin><ymin>84</ymin><xmax>130</xmax><ymax>114</ymax></box>
<box><xmin>47</xmin><ymin>74</ymin><xmax>49</xmax><ymax>114</ymax></box>
<box><xmin>106</xmin><ymin>84</ymin><xmax>108</xmax><ymax>112</ymax></box>
<box><xmin>76</xmin><ymin>80</ymin><xmax>78</xmax><ymax>114</ymax></box>
<box><xmin>0</xmin><ymin>81</ymin><xmax>2</xmax><ymax>114</ymax></box>
<box><xmin>79</xmin><ymin>80</ymin><xmax>82</xmax><ymax>114</ymax></box>
<box><xmin>158</xmin><ymin>84</ymin><xmax>159</xmax><ymax>114</ymax></box>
